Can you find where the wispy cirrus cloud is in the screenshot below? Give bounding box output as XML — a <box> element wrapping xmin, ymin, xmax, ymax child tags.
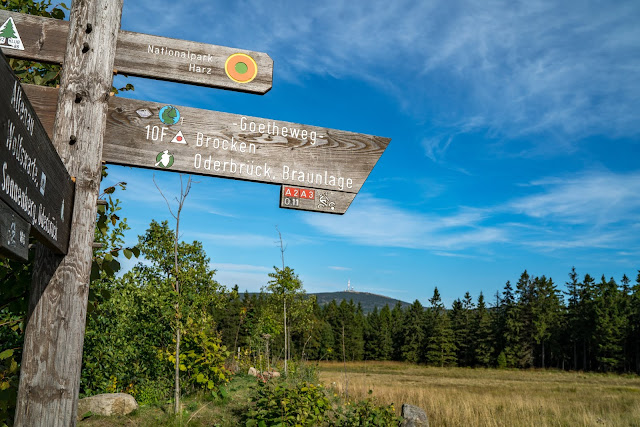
<box><xmin>508</xmin><ymin>171</ymin><xmax>640</xmax><ymax>226</ymax></box>
<box><xmin>304</xmin><ymin>169</ymin><xmax>640</xmax><ymax>257</ymax></box>
<box><xmin>303</xmin><ymin>194</ymin><xmax>505</xmax><ymax>251</ymax></box>
<box><xmin>211</xmin><ymin>263</ymin><xmax>273</xmax><ymax>291</ymax></box>
<box><xmin>124</xmin><ymin>0</ymin><xmax>639</xmax><ymax>159</ymax></box>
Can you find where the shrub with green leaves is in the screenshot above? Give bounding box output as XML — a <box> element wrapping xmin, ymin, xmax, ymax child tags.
<box><xmin>246</xmin><ymin>381</ymin><xmax>330</xmax><ymax>427</ymax></box>
<box><xmin>168</xmin><ymin>315</ymin><xmax>232</xmax><ymax>394</ymax></box>
<box><xmin>332</xmin><ymin>392</ymin><xmax>402</xmax><ymax>426</ymax></box>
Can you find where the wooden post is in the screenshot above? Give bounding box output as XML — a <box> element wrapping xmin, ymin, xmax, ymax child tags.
<box><xmin>14</xmin><ymin>0</ymin><xmax>123</xmax><ymax>425</ymax></box>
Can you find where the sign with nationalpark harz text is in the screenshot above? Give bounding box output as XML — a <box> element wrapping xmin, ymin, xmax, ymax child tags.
<box><xmin>0</xmin><ymin>52</ymin><xmax>74</xmax><ymax>254</ymax></box>
<box><xmin>23</xmin><ymin>85</ymin><xmax>390</xmax><ymax>215</ymax></box>
<box><xmin>0</xmin><ymin>9</ymin><xmax>273</xmax><ymax>94</ymax></box>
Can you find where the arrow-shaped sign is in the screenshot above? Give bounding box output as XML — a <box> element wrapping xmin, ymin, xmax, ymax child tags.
<box><xmin>23</xmin><ymin>84</ymin><xmax>390</xmax><ymax>215</ymax></box>
<box><xmin>0</xmin><ymin>10</ymin><xmax>273</xmax><ymax>94</ymax></box>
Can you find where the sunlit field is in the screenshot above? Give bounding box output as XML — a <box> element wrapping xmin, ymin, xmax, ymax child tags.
<box><xmin>318</xmin><ymin>361</ymin><xmax>640</xmax><ymax>426</ymax></box>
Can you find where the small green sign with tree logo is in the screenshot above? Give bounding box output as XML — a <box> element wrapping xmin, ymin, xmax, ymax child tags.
<box><xmin>0</xmin><ymin>17</ymin><xmax>25</xmax><ymax>50</ymax></box>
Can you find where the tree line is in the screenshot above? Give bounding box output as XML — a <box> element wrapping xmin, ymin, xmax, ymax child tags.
<box><xmin>217</xmin><ymin>268</ymin><xmax>640</xmax><ymax>374</ymax></box>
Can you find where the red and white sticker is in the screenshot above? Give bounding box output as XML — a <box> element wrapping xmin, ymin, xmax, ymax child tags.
<box><xmin>283</xmin><ymin>186</ymin><xmax>315</xmax><ymax>200</ymax></box>
<box><xmin>171</xmin><ymin>130</ymin><xmax>187</xmax><ymax>144</ymax></box>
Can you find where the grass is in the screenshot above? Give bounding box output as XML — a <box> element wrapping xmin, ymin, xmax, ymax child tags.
<box><xmin>78</xmin><ymin>363</ymin><xmax>640</xmax><ymax>426</ymax></box>
<box><xmin>79</xmin><ymin>375</ymin><xmax>256</xmax><ymax>426</ymax></box>
<box><xmin>318</xmin><ymin>361</ymin><xmax>640</xmax><ymax>426</ymax></box>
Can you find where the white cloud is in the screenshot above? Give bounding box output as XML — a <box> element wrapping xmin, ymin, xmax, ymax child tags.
<box><xmin>304</xmin><ymin>194</ymin><xmax>506</xmax><ymax>250</ymax></box>
<box><xmin>328</xmin><ymin>266</ymin><xmax>352</xmax><ymax>271</ymax></box>
<box><xmin>186</xmin><ymin>232</ymin><xmax>278</xmax><ymax>248</ymax></box>
<box><xmin>211</xmin><ymin>263</ymin><xmax>273</xmax><ymax>292</ymax></box>
<box><xmin>508</xmin><ymin>171</ymin><xmax>640</xmax><ymax>226</ymax></box>
<box><xmin>123</xmin><ymin>0</ymin><xmax>639</xmax><ymax>156</ymax></box>
<box><xmin>305</xmin><ymin>170</ymin><xmax>640</xmax><ymax>256</ymax></box>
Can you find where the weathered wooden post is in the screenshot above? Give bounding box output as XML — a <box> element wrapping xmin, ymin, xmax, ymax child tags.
<box><xmin>14</xmin><ymin>0</ymin><xmax>123</xmax><ymax>425</ymax></box>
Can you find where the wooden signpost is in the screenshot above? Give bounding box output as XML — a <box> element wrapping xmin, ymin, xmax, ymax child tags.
<box><xmin>2</xmin><ymin>1</ymin><xmax>390</xmax><ymax>425</ymax></box>
<box><xmin>0</xmin><ymin>52</ymin><xmax>74</xmax><ymax>254</ymax></box>
<box><xmin>23</xmin><ymin>84</ymin><xmax>390</xmax><ymax>214</ymax></box>
<box><xmin>0</xmin><ymin>9</ymin><xmax>273</xmax><ymax>93</ymax></box>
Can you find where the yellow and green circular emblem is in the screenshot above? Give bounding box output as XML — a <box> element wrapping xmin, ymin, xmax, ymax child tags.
<box><xmin>225</xmin><ymin>53</ymin><xmax>258</xmax><ymax>83</ymax></box>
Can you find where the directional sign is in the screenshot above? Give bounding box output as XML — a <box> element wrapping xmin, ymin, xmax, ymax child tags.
<box><xmin>0</xmin><ymin>198</ymin><xmax>30</xmax><ymax>261</ymax></box>
<box><xmin>0</xmin><ymin>52</ymin><xmax>74</xmax><ymax>253</ymax></box>
<box><xmin>23</xmin><ymin>84</ymin><xmax>390</xmax><ymax>215</ymax></box>
<box><xmin>0</xmin><ymin>10</ymin><xmax>273</xmax><ymax>94</ymax></box>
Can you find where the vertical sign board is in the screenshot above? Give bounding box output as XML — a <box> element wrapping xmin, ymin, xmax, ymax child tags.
<box><xmin>0</xmin><ymin>198</ymin><xmax>30</xmax><ymax>261</ymax></box>
<box><xmin>0</xmin><ymin>52</ymin><xmax>74</xmax><ymax>254</ymax></box>
<box><xmin>0</xmin><ymin>10</ymin><xmax>273</xmax><ymax>94</ymax></box>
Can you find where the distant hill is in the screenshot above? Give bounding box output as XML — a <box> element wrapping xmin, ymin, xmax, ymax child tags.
<box><xmin>310</xmin><ymin>291</ymin><xmax>410</xmax><ymax>314</ymax></box>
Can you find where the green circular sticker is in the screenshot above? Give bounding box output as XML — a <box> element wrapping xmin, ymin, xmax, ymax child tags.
<box><xmin>159</xmin><ymin>105</ymin><xmax>180</xmax><ymax>125</ymax></box>
<box><xmin>155</xmin><ymin>150</ymin><xmax>174</xmax><ymax>168</ymax></box>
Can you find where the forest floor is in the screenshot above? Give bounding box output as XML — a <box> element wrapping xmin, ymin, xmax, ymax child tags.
<box><xmin>78</xmin><ymin>362</ymin><xmax>640</xmax><ymax>426</ymax></box>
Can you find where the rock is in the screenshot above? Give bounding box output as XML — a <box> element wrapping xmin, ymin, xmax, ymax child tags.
<box><xmin>263</xmin><ymin>370</ymin><xmax>280</xmax><ymax>379</ymax></box>
<box><xmin>248</xmin><ymin>367</ymin><xmax>258</xmax><ymax>376</ymax></box>
<box><xmin>77</xmin><ymin>393</ymin><xmax>138</xmax><ymax>420</ymax></box>
<box><xmin>401</xmin><ymin>403</ymin><xmax>428</xmax><ymax>427</ymax></box>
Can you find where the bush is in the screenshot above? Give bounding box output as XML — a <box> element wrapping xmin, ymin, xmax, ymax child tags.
<box><xmin>246</xmin><ymin>381</ymin><xmax>330</xmax><ymax>426</ymax></box>
<box><xmin>332</xmin><ymin>392</ymin><xmax>401</xmax><ymax>426</ymax></box>
<box><xmin>246</xmin><ymin>380</ymin><xmax>402</xmax><ymax>426</ymax></box>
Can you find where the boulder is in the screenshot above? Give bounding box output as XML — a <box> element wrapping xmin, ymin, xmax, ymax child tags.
<box><xmin>401</xmin><ymin>403</ymin><xmax>428</xmax><ymax>427</ymax></box>
<box><xmin>263</xmin><ymin>370</ymin><xmax>281</xmax><ymax>379</ymax></box>
<box><xmin>77</xmin><ymin>393</ymin><xmax>138</xmax><ymax>420</ymax></box>
<box><xmin>248</xmin><ymin>367</ymin><xmax>258</xmax><ymax>377</ymax></box>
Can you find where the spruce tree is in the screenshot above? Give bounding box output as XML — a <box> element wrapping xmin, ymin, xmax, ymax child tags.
<box><xmin>378</xmin><ymin>305</ymin><xmax>394</xmax><ymax>360</ymax></box>
<box><xmin>515</xmin><ymin>271</ymin><xmax>535</xmax><ymax>368</ymax></box>
<box><xmin>364</xmin><ymin>306</ymin><xmax>381</xmax><ymax>360</ymax></box>
<box><xmin>472</xmin><ymin>292</ymin><xmax>493</xmax><ymax>367</ymax></box>
<box><xmin>579</xmin><ymin>274</ymin><xmax>596</xmax><ymax>370</ymax></box>
<box><xmin>532</xmin><ymin>276</ymin><xmax>562</xmax><ymax>368</ymax></box>
<box><xmin>619</xmin><ymin>274</ymin><xmax>632</xmax><ymax>372</ymax></box>
<box><xmin>565</xmin><ymin>267</ymin><xmax>581</xmax><ymax>370</ymax></box>
<box><xmin>592</xmin><ymin>276</ymin><xmax>624</xmax><ymax>371</ymax></box>
<box><xmin>450</xmin><ymin>299</ymin><xmax>468</xmax><ymax>366</ymax></box>
<box><xmin>631</xmin><ymin>271</ymin><xmax>640</xmax><ymax>374</ymax></box>
<box><xmin>497</xmin><ymin>281</ymin><xmax>519</xmax><ymax>367</ymax></box>
<box><xmin>425</xmin><ymin>288</ymin><xmax>456</xmax><ymax>367</ymax></box>
<box><xmin>390</xmin><ymin>302</ymin><xmax>406</xmax><ymax>361</ymax></box>
<box><xmin>401</xmin><ymin>300</ymin><xmax>425</xmax><ymax>363</ymax></box>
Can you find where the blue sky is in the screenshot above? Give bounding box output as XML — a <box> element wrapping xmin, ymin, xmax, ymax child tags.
<box><xmin>102</xmin><ymin>0</ymin><xmax>640</xmax><ymax>306</ymax></box>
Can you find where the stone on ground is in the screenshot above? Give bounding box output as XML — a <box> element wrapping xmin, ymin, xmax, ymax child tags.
<box><xmin>77</xmin><ymin>393</ymin><xmax>138</xmax><ymax>420</ymax></box>
<box><xmin>401</xmin><ymin>403</ymin><xmax>429</xmax><ymax>427</ymax></box>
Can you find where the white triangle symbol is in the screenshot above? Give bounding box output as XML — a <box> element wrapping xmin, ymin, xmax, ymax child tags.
<box><xmin>171</xmin><ymin>130</ymin><xmax>187</xmax><ymax>144</ymax></box>
<box><xmin>0</xmin><ymin>18</ymin><xmax>25</xmax><ymax>51</ymax></box>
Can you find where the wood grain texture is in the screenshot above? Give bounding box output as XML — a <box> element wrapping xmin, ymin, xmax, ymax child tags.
<box><xmin>0</xmin><ymin>198</ymin><xmax>30</xmax><ymax>261</ymax></box>
<box><xmin>15</xmin><ymin>1</ymin><xmax>123</xmax><ymax>426</ymax></box>
<box><xmin>279</xmin><ymin>185</ymin><xmax>357</xmax><ymax>215</ymax></box>
<box><xmin>116</xmin><ymin>30</ymin><xmax>273</xmax><ymax>93</ymax></box>
<box><xmin>0</xmin><ymin>52</ymin><xmax>74</xmax><ymax>254</ymax></box>
<box><xmin>0</xmin><ymin>10</ymin><xmax>68</xmax><ymax>63</ymax></box>
<box><xmin>0</xmin><ymin>9</ymin><xmax>273</xmax><ymax>93</ymax></box>
<box><xmin>21</xmin><ymin>85</ymin><xmax>391</xmax><ymax>195</ymax></box>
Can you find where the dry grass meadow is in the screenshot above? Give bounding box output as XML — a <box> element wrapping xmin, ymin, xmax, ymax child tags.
<box><xmin>318</xmin><ymin>361</ymin><xmax>640</xmax><ymax>427</ymax></box>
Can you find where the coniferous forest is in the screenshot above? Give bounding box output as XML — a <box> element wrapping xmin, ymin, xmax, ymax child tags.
<box><xmin>216</xmin><ymin>268</ymin><xmax>640</xmax><ymax>374</ymax></box>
